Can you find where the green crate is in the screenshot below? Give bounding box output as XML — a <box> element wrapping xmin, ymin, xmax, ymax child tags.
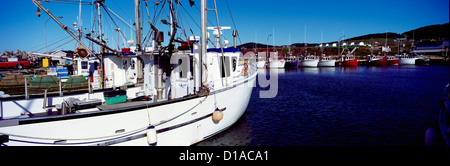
<box><xmin>104</xmin><ymin>95</ymin><xmax>127</xmax><ymax>105</ymax></box>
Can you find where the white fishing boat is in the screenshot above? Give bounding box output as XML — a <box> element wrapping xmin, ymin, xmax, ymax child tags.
<box><xmin>299</xmin><ymin>55</ymin><xmax>319</xmax><ymax>67</ymax></box>
<box><xmin>0</xmin><ymin>0</ymin><xmax>256</xmax><ymax>146</ymax></box>
<box><xmin>256</xmin><ymin>60</ymin><xmax>266</xmax><ymax>68</ymax></box>
<box><xmin>268</xmin><ymin>53</ymin><xmax>285</xmax><ymax>69</ymax></box>
<box><xmin>318</xmin><ymin>55</ymin><xmax>336</xmax><ymax>67</ymax></box>
<box><xmin>397</xmin><ymin>53</ymin><xmax>419</xmax><ymax>65</ymax></box>
<box><xmin>256</xmin><ymin>52</ymin><xmax>267</xmax><ymax>68</ymax></box>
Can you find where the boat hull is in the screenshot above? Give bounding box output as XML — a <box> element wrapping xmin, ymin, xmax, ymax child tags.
<box><xmin>0</xmin><ymin>74</ymin><xmax>257</xmax><ymax>146</ymax></box>
<box><xmin>269</xmin><ymin>60</ymin><xmax>286</xmax><ymax>69</ymax></box>
<box><xmin>285</xmin><ymin>60</ymin><xmax>298</xmax><ymax>68</ymax></box>
<box><xmin>368</xmin><ymin>59</ymin><xmax>388</xmax><ymax>66</ymax></box>
<box><xmin>399</xmin><ymin>58</ymin><xmax>417</xmax><ymax>65</ymax></box>
<box><xmin>318</xmin><ymin>60</ymin><xmax>336</xmax><ymax>67</ymax></box>
<box><xmin>256</xmin><ymin>61</ymin><xmax>266</xmax><ymax>68</ymax></box>
<box><xmin>299</xmin><ymin>59</ymin><xmax>319</xmax><ymax>67</ymax></box>
<box><xmin>339</xmin><ymin>59</ymin><xmax>358</xmax><ymax>67</ymax></box>
<box><xmin>387</xmin><ymin>59</ymin><xmax>399</xmax><ymax>66</ymax></box>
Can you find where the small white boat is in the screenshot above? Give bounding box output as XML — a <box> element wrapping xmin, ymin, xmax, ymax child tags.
<box><xmin>268</xmin><ymin>52</ymin><xmax>285</xmax><ymax>69</ymax></box>
<box><xmin>256</xmin><ymin>58</ymin><xmax>266</xmax><ymax>68</ymax></box>
<box><xmin>397</xmin><ymin>53</ymin><xmax>419</xmax><ymax>65</ymax></box>
<box><xmin>269</xmin><ymin>58</ymin><xmax>286</xmax><ymax>69</ymax></box>
<box><xmin>318</xmin><ymin>55</ymin><xmax>336</xmax><ymax>67</ymax></box>
<box><xmin>299</xmin><ymin>55</ymin><xmax>319</xmax><ymax>67</ymax></box>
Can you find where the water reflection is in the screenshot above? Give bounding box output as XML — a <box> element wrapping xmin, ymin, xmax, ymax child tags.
<box><xmin>198</xmin><ymin>65</ymin><xmax>449</xmax><ymax>146</ymax></box>
<box><xmin>196</xmin><ymin>112</ymin><xmax>252</xmax><ymax>146</ymax></box>
<box><xmin>338</xmin><ymin>67</ymin><xmax>358</xmax><ymax>72</ymax></box>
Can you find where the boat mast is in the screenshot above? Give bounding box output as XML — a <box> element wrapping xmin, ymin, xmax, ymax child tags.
<box><xmin>201</xmin><ymin>0</ymin><xmax>208</xmax><ymax>87</ymax></box>
<box><xmin>134</xmin><ymin>0</ymin><xmax>142</xmax><ymax>51</ymax></box>
<box><xmin>288</xmin><ymin>34</ymin><xmax>291</xmax><ymax>56</ymax></box>
<box><xmin>168</xmin><ymin>0</ymin><xmax>177</xmax><ymax>54</ymax></box>
<box><xmin>95</xmin><ymin>0</ymin><xmax>105</xmax><ymax>88</ymax></box>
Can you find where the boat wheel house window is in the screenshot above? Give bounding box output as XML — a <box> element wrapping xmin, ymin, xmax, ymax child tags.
<box><xmin>82</xmin><ymin>61</ymin><xmax>88</xmax><ymax>70</ymax></box>
<box><xmin>131</xmin><ymin>59</ymin><xmax>135</xmax><ymax>70</ymax></box>
<box><xmin>232</xmin><ymin>57</ymin><xmax>237</xmax><ymax>72</ymax></box>
<box><xmin>220</xmin><ymin>56</ymin><xmax>231</xmax><ymax>78</ymax></box>
<box><xmin>179</xmin><ymin>59</ymin><xmax>186</xmax><ymax>79</ymax></box>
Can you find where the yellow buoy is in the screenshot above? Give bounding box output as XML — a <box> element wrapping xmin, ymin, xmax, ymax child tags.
<box><xmin>42</xmin><ymin>58</ymin><xmax>49</xmax><ymax>68</ymax></box>
<box><xmin>212</xmin><ymin>109</ymin><xmax>223</xmax><ymax>122</ymax></box>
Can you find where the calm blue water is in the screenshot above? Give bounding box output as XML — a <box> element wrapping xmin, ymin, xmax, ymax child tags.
<box><xmin>198</xmin><ymin>65</ymin><xmax>449</xmax><ymax>146</ymax></box>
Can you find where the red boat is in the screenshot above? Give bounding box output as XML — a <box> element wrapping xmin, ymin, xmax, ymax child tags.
<box><xmin>367</xmin><ymin>55</ymin><xmax>387</xmax><ymax>66</ymax></box>
<box><xmin>386</xmin><ymin>56</ymin><xmax>399</xmax><ymax>66</ymax></box>
<box><xmin>339</xmin><ymin>56</ymin><xmax>358</xmax><ymax>67</ymax></box>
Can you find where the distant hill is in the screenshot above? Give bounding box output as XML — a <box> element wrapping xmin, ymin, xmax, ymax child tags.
<box><xmin>238</xmin><ymin>22</ymin><xmax>449</xmax><ymax>49</ymax></box>
<box><xmin>238</xmin><ymin>42</ymin><xmax>274</xmax><ymax>49</ymax></box>
<box><xmin>345</xmin><ymin>32</ymin><xmax>404</xmax><ymax>41</ymax></box>
<box><xmin>402</xmin><ymin>23</ymin><xmax>449</xmax><ymax>41</ymax></box>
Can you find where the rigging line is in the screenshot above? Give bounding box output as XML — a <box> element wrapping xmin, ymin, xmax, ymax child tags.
<box><xmin>152</xmin><ymin>0</ymin><xmax>166</xmax><ymax>26</ymax></box>
<box><xmin>103</xmin><ymin>5</ymin><xmax>135</xmax><ymax>31</ymax></box>
<box><xmin>103</xmin><ymin>12</ymin><xmax>119</xmax><ymax>50</ymax></box>
<box><xmin>46</xmin><ymin>0</ymin><xmax>91</xmax><ymax>3</ymax></box>
<box><xmin>32</xmin><ymin>36</ymin><xmax>71</xmax><ymax>52</ymax></box>
<box><xmin>147</xmin><ymin>4</ymin><xmax>165</xmax><ymax>48</ymax></box>
<box><xmin>142</xmin><ymin>1</ymin><xmax>155</xmax><ymax>47</ymax></box>
<box><xmin>179</xmin><ymin>8</ymin><xmax>194</xmax><ymax>37</ymax></box>
<box><xmin>192</xmin><ymin>3</ymin><xmax>216</xmax><ymax>28</ymax></box>
<box><xmin>37</xmin><ymin>36</ymin><xmax>73</xmax><ymax>52</ymax></box>
<box><xmin>225</xmin><ymin>0</ymin><xmax>242</xmax><ymax>45</ymax></box>
<box><xmin>101</xmin><ymin>4</ymin><xmax>129</xmax><ymax>47</ymax></box>
<box><xmin>179</xmin><ymin>1</ymin><xmax>200</xmax><ymax>29</ymax></box>
<box><xmin>48</xmin><ymin>38</ymin><xmax>76</xmax><ymax>53</ymax></box>
<box><xmin>108</xmin><ymin>0</ymin><xmax>132</xmax><ymax>22</ymax></box>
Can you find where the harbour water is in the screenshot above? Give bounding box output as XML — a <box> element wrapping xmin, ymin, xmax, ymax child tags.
<box><xmin>198</xmin><ymin>65</ymin><xmax>449</xmax><ymax>146</ymax></box>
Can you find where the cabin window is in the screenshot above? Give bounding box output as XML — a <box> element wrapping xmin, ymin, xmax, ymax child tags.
<box><xmin>219</xmin><ymin>56</ymin><xmax>231</xmax><ymax>78</ymax></box>
<box><xmin>131</xmin><ymin>59</ymin><xmax>136</xmax><ymax>70</ymax></box>
<box><xmin>190</xmin><ymin>56</ymin><xmax>194</xmax><ymax>79</ymax></box>
<box><xmin>178</xmin><ymin>59</ymin><xmax>185</xmax><ymax>78</ymax></box>
<box><xmin>122</xmin><ymin>60</ymin><xmax>128</xmax><ymax>69</ymax></box>
<box><xmin>232</xmin><ymin>57</ymin><xmax>237</xmax><ymax>72</ymax></box>
<box><xmin>81</xmin><ymin>61</ymin><xmax>88</xmax><ymax>69</ymax></box>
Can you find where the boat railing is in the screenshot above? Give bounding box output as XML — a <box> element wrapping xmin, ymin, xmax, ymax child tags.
<box><xmin>0</xmin><ymin>74</ymin><xmax>121</xmax><ymax>98</ymax></box>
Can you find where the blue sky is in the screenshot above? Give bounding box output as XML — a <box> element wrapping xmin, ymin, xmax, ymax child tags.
<box><xmin>0</xmin><ymin>0</ymin><xmax>448</xmax><ymax>52</ymax></box>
